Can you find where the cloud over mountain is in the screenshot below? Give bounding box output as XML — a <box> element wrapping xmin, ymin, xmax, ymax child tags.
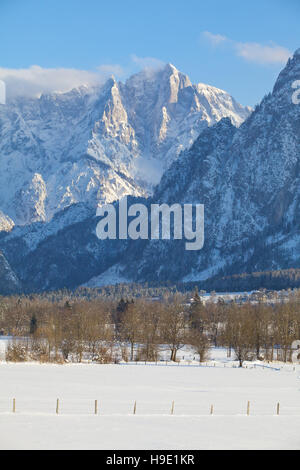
<box><xmin>0</xmin><ymin>56</ymin><xmax>166</xmax><ymax>100</ymax></box>
<box><xmin>202</xmin><ymin>31</ymin><xmax>291</xmax><ymax>65</ymax></box>
<box><xmin>0</xmin><ymin>65</ymin><xmax>104</xmax><ymax>99</ymax></box>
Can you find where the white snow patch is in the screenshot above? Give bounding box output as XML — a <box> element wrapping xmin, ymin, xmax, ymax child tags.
<box><xmin>83</xmin><ymin>264</ymin><xmax>130</xmax><ymax>287</ymax></box>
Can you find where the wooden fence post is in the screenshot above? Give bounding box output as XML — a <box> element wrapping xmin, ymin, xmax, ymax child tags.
<box><xmin>277</xmin><ymin>402</ymin><xmax>280</xmax><ymax>416</ymax></box>
<box><xmin>133</xmin><ymin>400</ymin><xmax>136</xmax><ymax>415</ymax></box>
<box><xmin>210</xmin><ymin>404</ymin><xmax>214</xmax><ymax>415</ymax></box>
<box><xmin>56</xmin><ymin>398</ymin><xmax>59</xmax><ymax>415</ymax></box>
<box><xmin>171</xmin><ymin>401</ymin><xmax>175</xmax><ymax>415</ymax></box>
<box><xmin>247</xmin><ymin>401</ymin><xmax>250</xmax><ymax>416</ymax></box>
<box><xmin>95</xmin><ymin>400</ymin><xmax>98</xmax><ymax>415</ymax></box>
<box><xmin>12</xmin><ymin>398</ymin><xmax>16</xmax><ymax>413</ymax></box>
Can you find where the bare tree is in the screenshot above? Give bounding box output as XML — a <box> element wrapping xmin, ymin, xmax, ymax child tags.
<box><xmin>161</xmin><ymin>298</ymin><xmax>188</xmax><ymax>362</ymax></box>
<box><xmin>189</xmin><ymin>329</ymin><xmax>211</xmax><ymax>362</ymax></box>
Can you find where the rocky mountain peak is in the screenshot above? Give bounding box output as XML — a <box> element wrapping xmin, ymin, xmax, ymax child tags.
<box><xmin>0</xmin><ymin>64</ymin><xmax>251</xmax><ymax>227</ymax></box>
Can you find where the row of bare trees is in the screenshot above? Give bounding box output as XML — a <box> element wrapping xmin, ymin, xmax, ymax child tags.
<box><xmin>1</xmin><ymin>291</ymin><xmax>300</xmax><ymax>365</ymax></box>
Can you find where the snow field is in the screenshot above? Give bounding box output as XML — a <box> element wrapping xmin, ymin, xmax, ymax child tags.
<box><xmin>0</xmin><ymin>361</ymin><xmax>299</xmax><ymax>449</ymax></box>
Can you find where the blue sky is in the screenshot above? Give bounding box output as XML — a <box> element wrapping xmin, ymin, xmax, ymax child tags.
<box><xmin>0</xmin><ymin>0</ymin><xmax>299</xmax><ymax>105</ymax></box>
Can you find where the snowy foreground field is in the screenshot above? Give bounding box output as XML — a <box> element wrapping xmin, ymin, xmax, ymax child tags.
<box><xmin>0</xmin><ymin>353</ymin><xmax>300</xmax><ymax>450</ymax></box>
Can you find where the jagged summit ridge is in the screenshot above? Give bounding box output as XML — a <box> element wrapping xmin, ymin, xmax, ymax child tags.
<box><xmin>0</xmin><ymin>63</ymin><xmax>251</xmax><ymax>227</ymax></box>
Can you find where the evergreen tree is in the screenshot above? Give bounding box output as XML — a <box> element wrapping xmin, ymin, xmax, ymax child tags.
<box><xmin>29</xmin><ymin>314</ymin><xmax>38</xmax><ymax>335</ymax></box>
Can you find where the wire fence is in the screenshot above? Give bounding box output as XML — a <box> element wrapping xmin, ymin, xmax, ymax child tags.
<box><xmin>118</xmin><ymin>360</ymin><xmax>292</xmax><ymax>372</ymax></box>
<box><xmin>1</xmin><ymin>397</ymin><xmax>299</xmax><ymax>417</ymax></box>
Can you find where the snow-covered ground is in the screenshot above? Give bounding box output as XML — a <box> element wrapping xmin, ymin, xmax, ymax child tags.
<box><xmin>0</xmin><ymin>355</ymin><xmax>299</xmax><ymax>449</ymax></box>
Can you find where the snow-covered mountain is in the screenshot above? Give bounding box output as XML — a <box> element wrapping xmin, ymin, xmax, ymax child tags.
<box><xmin>0</xmin><ymin>48</ymin><xmax>296</xmax><ymax>292</ymax></box>
<box><xmin>120</xmin><ymin>48</ymin><xmax>300</xmax><ymax>284</ymax></box>
<box><xmin>2</xmin><ymin>49</ymin><xmax>300</xmax><ymax>293</ymax></box>
<box><xmin>0</xmin><ymin>64</ymin><xmax>250</xmax><ymax>227</ymax></box>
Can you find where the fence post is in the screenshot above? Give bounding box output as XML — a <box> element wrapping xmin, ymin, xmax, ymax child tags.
<box><xmin>171</xmin><ymin>401</ymin><xmax>175</xmax><ymax>415</ymax></box>
<box><xmin>95</xmin><ymin>399</ymin><xmax>98</xmax><ymax>415</ymax></box>
<box><xmin>133</xmin><ymin>400</ymin><xmax>137</xmax><ymax>415</ymax></box>
<box><xmin>247</xmin><ymin>401</ymin><xmax>250</xmax><ymax>416</ymax></box>
<box><xmin>56</xmin><ymin>398</ymin><xmax>59</xmax><ymax>415</ymax></box>
<box><xmin>276</xmin><ymin>402</ymin><xmax>280</xmax><ymax>416</ymax></box>
<box><xmin>12</xmin><ymin>398</ymin><xmax>16</xmax><ymax>413</ymax></box>
<box><xmin>210</xmin><ymin>404</ymin><xmax>214</xmax><ymax>415</ymax></box>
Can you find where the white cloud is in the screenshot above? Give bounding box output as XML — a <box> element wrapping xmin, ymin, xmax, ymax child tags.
<box><xmin>131</xmin><ymin>54</ymin><xmax>165</xmax><ymax>70</ymax></box>
<box><xmin>0</xmin><ymin>57</ymin><xmax>166</xmax><ymax>100</ymax></box>
<box><xmin>202</xmin><ymin>31</ymin><xmax>227</xmax><ymax>46</ymax></box>
<box><xmin>235</xmin><ymin>42</ymin><xmax>291</xmax><ymax>65</ymax></box>
<box><xmin>0</xmin><ymin>65</ymin><xmax>123</xmax><ymax>100</ymax></box>
<box><xmin>202</xmin><ymin>31</ymin><xmax>292</xmax><ymax>65</ymax></box>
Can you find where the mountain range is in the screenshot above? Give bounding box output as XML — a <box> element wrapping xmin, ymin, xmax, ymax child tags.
<box><xmin>0</xmin><ymin>63</ymin><xmax>250</xmax><ymax>228</ymax></box>
<box><xmin>1</xmin><ymin>50</ymin><xmax>300</xmax><ymax>293</ymax></box>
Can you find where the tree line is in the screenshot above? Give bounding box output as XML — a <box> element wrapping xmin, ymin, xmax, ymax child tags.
<box><xmin>1</xmin><ymin>289</ymin><xmax>300</xmax><ymax>366</ymax></box>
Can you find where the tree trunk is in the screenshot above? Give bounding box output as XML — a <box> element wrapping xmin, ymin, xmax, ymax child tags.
<box><xmin>130</xmin><ymin>342</ymin><xmax>134</xmax><ymax>361</ymax></box>
<box><xmin>170</xmin><ymin>349</ymin><xmax>177</xmax><ymax>362</ymax></box>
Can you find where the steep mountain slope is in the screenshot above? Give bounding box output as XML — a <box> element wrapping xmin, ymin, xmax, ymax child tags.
<box><xmin>0</xmin><ymin>252</ymin><xmax>21</xmax><ymax>295</ymax></box>
<box><xmin>0</xmin><ymin>200</ymin><xmax>133</xmax><ymax>291</ymax></box>
<box><xmin>122</xmin><ymin>48</ymin><xmax>300</xmax><ymax>283</ymax></box>
<box><xmin>0</xmin><ymin>64</ymin><xmax>250</xmax><ymax>227</ymax></box>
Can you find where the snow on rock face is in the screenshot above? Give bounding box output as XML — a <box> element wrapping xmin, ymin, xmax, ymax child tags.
<box><xmin>120</xmin><ymin>64</ymin><xmax>251</xmax><ymax>174</ymax></box>
<box><xmin>0</xmin><ymin>64</ymin><xmax>251</xmax><ymax>227</ymax></box>
<box><xmin>82</xmin><ymin>264</ymin><xmax>130</xmax><ymax>288</ymax></box>
<box><xmin>0</xmin><ymin>211</ymin><xmax>14</xmax><ymax>232</ymax></box>
<box><xmin>0</xmin><ymin>251</ymin><xmax>21</xmax><ymax>294</ymax></box>
<box><xmin>14</xmin><ymin>173</ymin><xmax>47</xmax><ymax>225</ymax></box>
